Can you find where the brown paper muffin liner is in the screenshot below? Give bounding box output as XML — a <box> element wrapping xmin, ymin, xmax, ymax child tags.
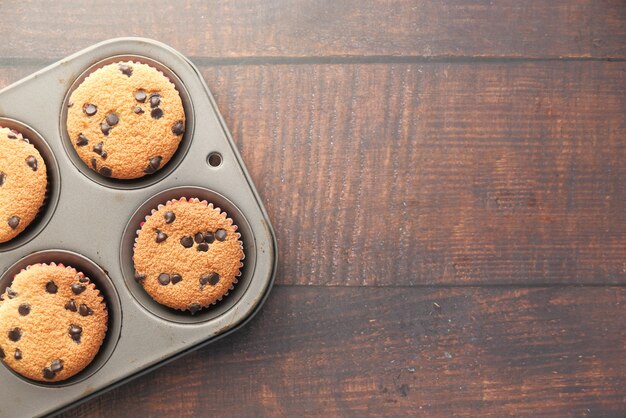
<box><xmin>133</xmin><ymin>197</ymin><xmax>244</xmax><ymax>312</ymax></box>
<box><xmin>66</xmin><ymin>60</ymin><xmax>185</xmax><ymax>179</ymax></box>
<box><xmin>0</xmin><ymin>262</ymin><xmax>108</xmax><ymax>382</ymax></box>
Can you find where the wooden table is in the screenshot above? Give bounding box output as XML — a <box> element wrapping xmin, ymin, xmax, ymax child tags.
<box><xmin>1</xmin><ymin>2</ymin><xmax>624</xmax><ymax>416</ymax></box>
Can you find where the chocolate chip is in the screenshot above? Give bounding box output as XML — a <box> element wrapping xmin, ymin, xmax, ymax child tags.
<box><xmin>68</xmin><ymin>101</ymin><xmax>73</xmax><ymax>108</ymax></box>
<box><xmin>158</xmin><ymin>273</ymin><xmax>170</xmax><ymax>285</ymax></box>
<box><xmin>119</xmin><ymin>63</ymin><xmax>133</xmax><ymax>77</ymax></box>
<box><xmin>79</xmin><ymin>304</ymin><xmax>93</xmax><ymax>316</ymax></box>
<box><xmin>135</xmin><ymin>91</ymin><xmax>147</xmax><ymax>102</ymax></box>
<box><xmin>0</xmin><ymin>172</ymin><xmax>5</xmax><ymax>186</ymax></box>
<box><xmin>194</xmin><ymin>233</ymin><xmax>204</xmax><ymax>244</ymax></box>
<box><xmin>203</xmin><ymin>232</ymin><xmax>215</xmax><ymax>243</ymax></box>
<box><xmin>180</xmin><ymin>236</ymin><xmax>194</xmax><ymax>248</ymax></box>
<box><xmin>91</xmin><ymin>158</ymin><xmax>98</xmax><ymax>170</ymax></box>
<box><xmin>43</xmin><ymin>368</ymin><xmax>55</xmax><ymax>380</ymax></box>
<box><xmin>208</xmin><ymin>272</ymin><xmax>220</xmax><ymax>286</ymax></box>
<box><xmin>0</xmin><ymin>347</ymin><xmax>4</xmax><ymax>359</ymax></box>
<box><xmin>197</xmin><ymin>242</ymin><xmax>209</xmax><ymax>252</ymax></box>
<box><xmin>134</xmin><ymin>106</ymin><xmax>144</xmax><ymax>114</ymax></box>
<box><xmin>25</xmin><ymin>155</ymin><xmax>38</xmax><ymax>171</ymax></box>
<box><xmin>69</xmin><ymin>324</ymin><xmax>82</xmax><ymax>343</ymax></box>
<box><xmin>101</xmin><ymin>122</ymin><xmax>111</xmax><ymax>135</ymax></box>
<box><xmin>78</xmin><ymin>276</ymin><xmax>90</xmax><ymax>284</ymax></box>
<box><xmin>50</xmin><ymin>359</ymin><xmax>64</xmax><ymax>372</ymax></box>
<box><xmin>7</xmin><ymin>216</ymin><xmax>20</xmax><ymax>230</ymax></box>
<box><xmin>188</xmin><ymin>303</ymin><xmax>202</xmax><ymax>315</ymax></box>
<box><xmin>144</xmin><ymin>156</ymin><xmax>163</xmax><ymax>174</ymax></box>
<box><xmin>199</xmin><ymin>275</ymin><xmax>209</xmax><ymax>287</ymax></box>
<box><xmin>149</xmin><ymin>93</ymin><xmax>161</xmax><ymax>108</ymax></box>
<box><xmin>93</xmin><ymin>142</ymin><xmax>104</xmax><ymax>155</ymax></box>
<box><xmin>215</xmin><ymin>228</ymin><xmax>228</xmax><ymax>241</ymax></box>
<box><xmin>99</xmin><ymin>166</ymin><xmax>112</xmax><ymax>177</ymax></box>
<box><xmin>134</xmin><ymin>272</ymin><xmax>145</xmax><ymax>283</ymax></box>
<box><xmin>171</xmin><ymin>274</ymin><xmax>182</xmax><ymax>285</ymax></box>
<box><xmin>76</xmin><ymin>134</ymin><xmax>89</xmax><ymax>147</ymax></box>
<box><xmin>7</xmin><ymin>132</ymin><xmax>17</xmax><ymax>139</ymax></box>
<box><xmin>64</xmin><ymin>300</ymin><xmax>77</xmax><ymax>312</ymax></box>
<box><xmin>84</xmin><ymin>103</ymin><xmax>97</xmax><ymax>116</ymax></box>
<box><xmin>6</xmin><ymin>287</ymin><xmax>17</xmax><ymax>299</ymax></box>
<box><xmin>164</xmin><ymin>211</ymin><xmax>176</xmax><ymax>224</ymax></box>
<box><xmin>71</xmin><ymin>283</ymin><xmax>86</xmax><ymax>295</ymax></box>
<box><xmin>106</xmin><ymin>113</ymin><xmax>119</xmax><ymax>126</ymax></box>
<box><xmin>18</xmin><ymin>304</ymin><xmax>30</xmax><ymax>316</ymax></box>
<box><xmin>8</xmin><ymin>328</ymin><xmax>21</xmax><ymax>342</ymax></box>
<box><xmin>0</xmin><ymin>294</ymin><xmax>4</xmax><ymax>301</ymax></box>
<box><xmin>46</xmin><ymin>281</ymin><xmax>58</xmax><ymax>294</ymax></box>
<box><xmin>156</xmin><ymin>230</ymin><xmax>168</xmax><ymax>243</ymax></box>
<box><xmin>14</xmin><ymin>349</ymin><xmax>22</xmax><ymax>360</ymax></box>
<box><xmin>199</xmin><ymin>273</ymin><xmax>219</xmax><ymax>288</ymax></box>
<box><xmin>101</xmin><ymin>150</ymin><xmax>108</xmax><ymax>159</ymax></box>
<box><xmin>172</xmin><ymin>121</ymin><xmax>185</xmax><ymax>135</ymax></box>
<box><xmin>151</xmin><ymin>108</ymin><xmax>164</xmax><ymax>119</ymax></box>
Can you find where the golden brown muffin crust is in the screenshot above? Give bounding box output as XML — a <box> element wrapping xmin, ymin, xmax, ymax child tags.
<box><xmin>0</xmin><ymin>127</ymin><xmax>48</xmax><ymax>243</ymax></box>
<box><xmin>133</xmin><ymin>198</ymin><xmax>244</xmax><ymax>313</ymax></box>
<box><xmin>0</xmin><ymin>264</ymin><xmax>108</xmax><ymax>382</ymax></box>
<box><xmin>66</xmin><ymin>61</ymin><xmax>185</xmax><ymax>179</ymax></box>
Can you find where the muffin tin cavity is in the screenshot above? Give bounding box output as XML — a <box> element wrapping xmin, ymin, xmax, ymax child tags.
<box><xmin>120</xmin><ymin>186</ymin><xmax>256</xmax><ymax>324</ymax></box>
<box><xmin>60</xmin><ymin>55</ymin><xmax>194</xmax><ymax>189</ymax></box>
<box><xmin>0</xmin><ymin>250</ymin><xmax>122</xmax><ymax>387</ymax></box>
<box><xmin>0</xmin><ymin>118</ymin><xmax>60</xmax><ymax>252</ymax></box>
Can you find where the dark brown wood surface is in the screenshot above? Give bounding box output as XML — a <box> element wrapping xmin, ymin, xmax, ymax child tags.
<box><xmin>0</xmin><ymin>1</ymin><xmax>624</xmax><ymax>417</ymax></box>
<box><xmin>2</xmin><ymin>0</ymin><xmax>626</xmax><ymax>59</ymax></box>
<box><xmin>60</xmin><ymin>287</ymin><xmax>626</xmax><ymax>417</ymax></box>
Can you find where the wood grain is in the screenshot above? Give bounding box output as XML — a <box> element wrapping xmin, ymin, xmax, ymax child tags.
<box><xmin>58</xmin><ymin>286</ymin><xmax>626</xmax><ymax>417</ymax></box>
<box><xmin>0</xmin><ymin>62</ymin><xmax>623</xmax><ymax>286</ymax></box>
<box><xmin>205</xmin><ymin>62</ymin><xmax>625</xmax><ymax>286</ymax></box>
<box><xmin>1</xmin><ymin>0</ymin><xmax>625</xmax><ymax>61</ymax></box>
<box><xmin>0</xmin><ymin>4</ymin><xmax>624</xmax><ymax>414</ymax></box>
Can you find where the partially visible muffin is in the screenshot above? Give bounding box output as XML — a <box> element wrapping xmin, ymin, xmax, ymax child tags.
<box><xmin>66</xmin><ymin>61</ymin><xmax>185</xmax><ymax>179</ymax></box>
<box><xmin>0</xmin><ymin>263</ymin><xmax>108</xmax><ymax>382</ymax></box>
<box><xmin>0</xmin><ymin>127</ymin><xmax>48</xmax><ymax>243</ymax></box>
<box><xmin>133</xmin><ymin>198</ymin><xmax>244</xmax><ymax>314</ymax></box>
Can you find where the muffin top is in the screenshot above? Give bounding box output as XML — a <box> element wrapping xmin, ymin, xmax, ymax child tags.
<box><xmin>0</xmin><ymin>127</ymin><xmax>48</xmax><ymax>244</ymax></box>
<box><xmin>133</xmin><ymin>198</ymin><xmax>244</xmax><ymax>314</ymax></box>
<box><xmin>0</xmin><ymin>263</ymin><xmax>108</xmax><ymax>382</ymax></box>
<box><xmin>66</xmin><ymin>61</ymin><xmax>185</xmax><ymax>179</ymax></box>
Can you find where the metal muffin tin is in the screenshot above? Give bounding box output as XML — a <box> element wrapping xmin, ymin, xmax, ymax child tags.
<box><xmin>0</xmin><ymin>38</ymin><xmax>277</xmax><ymax>417</ymax></box>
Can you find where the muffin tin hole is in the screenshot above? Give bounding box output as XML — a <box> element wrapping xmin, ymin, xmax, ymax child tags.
<box><xmin>207</xmin><ymin>152</ymin><xmax>223</xmax><ymax>168</ymax></box>
<box><xmin>0</xmin><ymin>118</ymin><xmax>60</xmax><ymax>253</ymax></box>
<box><xmin>59</xmin><ymin>55</ymin><xmax>195</xmax><ymax>190</ymax></box>
<box><xmin>120</xmin><ymin>186</ymin><xmax>256</xmax><ymax>324</ymax></box>
<box><xmin>0</xmin><ymin>250</ymin><xmax>122</xmax><ymax>387</ymax></box>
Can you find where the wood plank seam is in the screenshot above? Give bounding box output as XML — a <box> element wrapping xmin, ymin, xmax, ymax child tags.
<box><xmin>2</xmin><ymin>56</ymin><xmax>626</xmax><ymax>69</ymax></box>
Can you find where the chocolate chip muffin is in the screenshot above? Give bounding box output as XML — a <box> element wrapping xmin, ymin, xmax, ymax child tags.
<box><xmin>133</xmin><ymin>198</ymin><xmax>244</xmax><ymax>314</ymax></box>
<box><xmin>0</xmin><ymin>263</ymin><xmax>108</xmax><ymax>382</ymax></box>
<box><xmin>0</xmin><ymin>127</ymin><xmax>48</xmax><ymax>244</ymax></box>
<box><xmin>66</xmin><ymin>61</ymin><xmax>185</xmax><ymax>179</ymax></box>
